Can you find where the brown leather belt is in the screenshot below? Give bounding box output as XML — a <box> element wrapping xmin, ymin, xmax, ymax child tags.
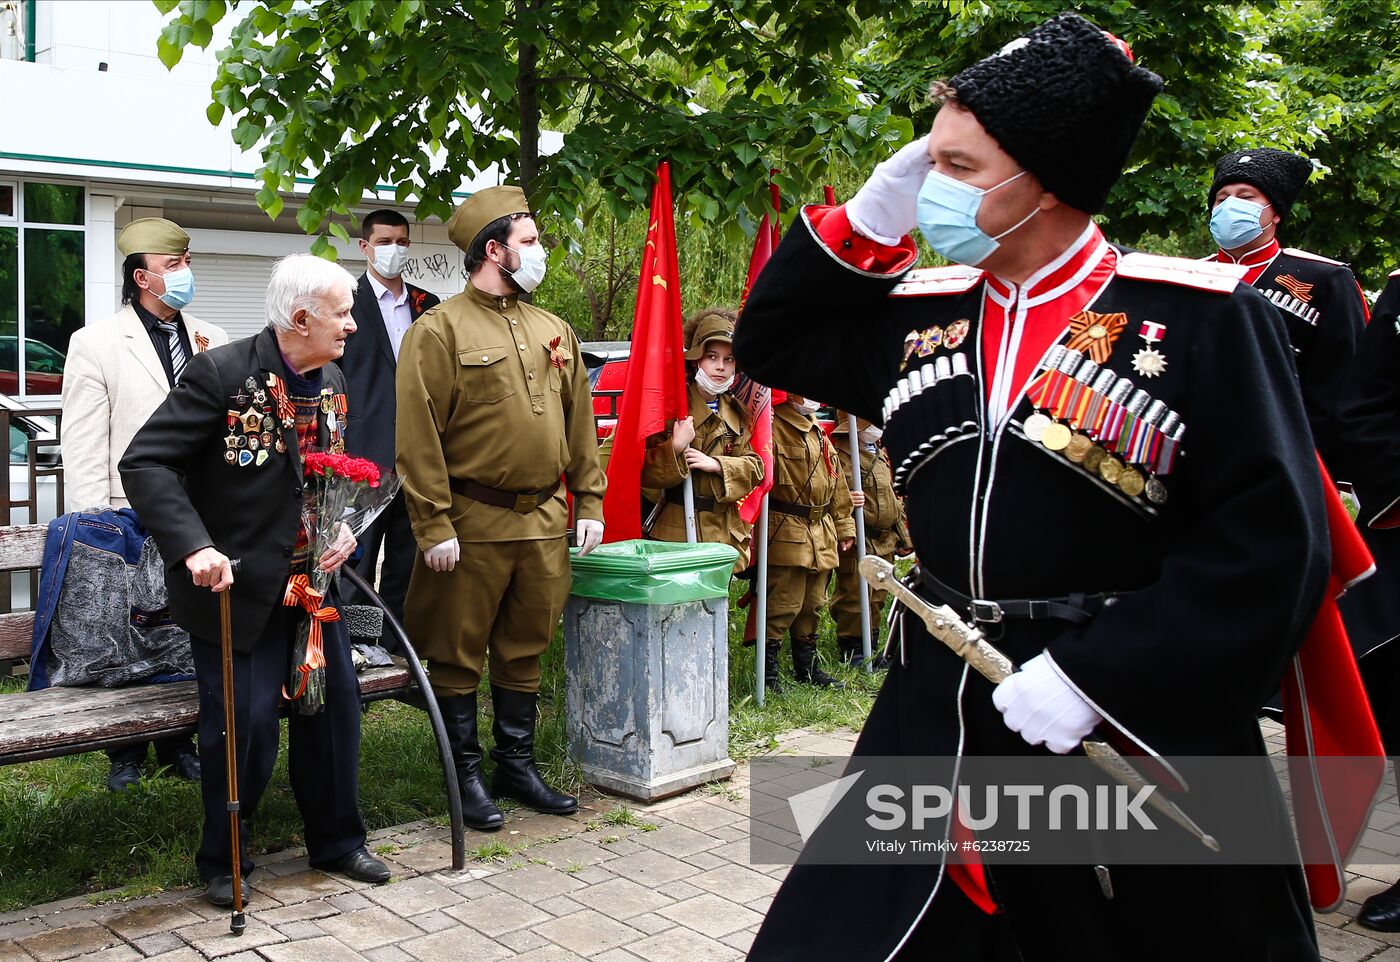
<box><xmin>451</xmin><ymin>477</ymin><xmax>560</xmax><ymax>514</ymax></box>
<box><xmin>770</xmin><ymin>498</ymin><xmax>830</xmax><ymax>523</ymax></box>
<box><xmin>664</xmin><ymin>485</ymin><xmax>717</xmax><ymax>513</ymax></box>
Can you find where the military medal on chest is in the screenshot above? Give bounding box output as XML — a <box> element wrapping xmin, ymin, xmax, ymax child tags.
<box><xmin>1131</xmin><ymin>320</ymin><xmax>1167</xmax><ymax>379</ymax></box>
<box><xmin>1020</xmin><ymin>335</ymin><xmax>1185</xmax><ymax>509</ymax></box>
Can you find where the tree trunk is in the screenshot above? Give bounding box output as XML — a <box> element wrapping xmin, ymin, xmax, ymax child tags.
<box><xmin>517</xmin><ymin>0</ymin><xmax>542</xmax><ymax>197</ymax></box>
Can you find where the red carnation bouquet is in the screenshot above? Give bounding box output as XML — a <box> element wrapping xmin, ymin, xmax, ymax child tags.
<box><xmin>285</xmin><ymin>451</ymin><xmax>402</xmax><ymax>714</ymax></box>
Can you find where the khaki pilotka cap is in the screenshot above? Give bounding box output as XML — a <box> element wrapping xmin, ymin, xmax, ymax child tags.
<box><xmin>116</xmin><ymin>217</ymin><xmax>190</xmax><ymax>256</ymax></box>
<box><xmin>447</xmin><ymin>186</ymin><xmax>531</xmax><ymax>252</ymax></box>
<box><xmin>684</xmin><ymin>312</ymin><xmax>736</xmax><ymax>361</ymax></box>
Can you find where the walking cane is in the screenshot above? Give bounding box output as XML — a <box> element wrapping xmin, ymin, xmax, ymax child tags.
<box><xmin>845</xmin><ymin>414</ymin><xmax>873</xmax><ymax>672</ymax></box>
<box><xmin>219</xmin><ymin>561</ymin><xmax>246</xmax><ymax>935</ymax></box>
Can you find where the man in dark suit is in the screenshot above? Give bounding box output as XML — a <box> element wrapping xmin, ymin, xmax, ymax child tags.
<box><xmin>120</xmin><ymin>254</ymin><xmax>390</xmax><ymax>907</ymax></box>
<box><xmin>340</xmin><ymin>209</ymin><xmax>440</xmax><ymax>628</ymax></box>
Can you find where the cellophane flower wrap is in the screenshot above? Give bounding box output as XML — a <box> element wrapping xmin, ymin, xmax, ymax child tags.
<box><xmin>284</xmin><ymin>452</ymin><xmax>402</xmax><ymax>714</ymax></box>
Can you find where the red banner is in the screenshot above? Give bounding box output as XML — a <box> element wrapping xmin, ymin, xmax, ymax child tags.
<box><xmin>602</xmin><ymin>161</ymin><xmax>688</xmax><ymax>542</ymax></box>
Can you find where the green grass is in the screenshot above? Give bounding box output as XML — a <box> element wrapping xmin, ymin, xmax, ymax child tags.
<box><xmin>0</xmin><ymin>578</ymin><xmax>893</xmax><ymax>911</ymax></box>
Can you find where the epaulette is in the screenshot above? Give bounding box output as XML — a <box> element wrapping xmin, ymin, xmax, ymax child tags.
<box><xmin>1389</xmin><ymin>268</ymin><xmax>1400</xmax><ymax>278</ymax></box>
<box><xmin>1283</xmin><ymin>247</ymin><xmax>1347</xmax><ymax>267</ymax></box>
<box><xmin>889</xmin><ymin>266</ymin><xmax>984</xmax><ymax>297</ymax></box>
<box><xmin>1117</xmin><ymin>252</ymin><xmax>1245</xmax><ymax>294</ymax></box>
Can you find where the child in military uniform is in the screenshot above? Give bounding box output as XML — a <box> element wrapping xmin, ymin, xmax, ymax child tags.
<box><xmin>830</xmin><ymin>415</ymin><xmax>911</xmax><ymax>668</ymax></box>
<box><xmin>764</xmin><ymin>395</ymin><xmax>856</xmax><ymax>691</ymax></box>
<box><xmin>635</xmin><ymin>308</ymin><xmax>764</xmax><ymax>570</ymax></box>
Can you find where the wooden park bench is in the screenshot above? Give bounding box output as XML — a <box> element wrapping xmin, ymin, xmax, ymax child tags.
<box><xmin>0</xmin><ymin>523</ymin><xmax>465</xmax><ymax>869</ymax></box>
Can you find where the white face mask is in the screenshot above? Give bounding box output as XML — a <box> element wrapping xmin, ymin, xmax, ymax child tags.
<box><xmin>858</xmin><ymin>425</ymin><xmax>883</xmax><ymax>445</ymax></box>
<box><xmin>796</xmin><ymin>397</ymin><xmax>822</xmax><ymax>415</ymax></box>
<box><xmin>371</xmin><ymin>242</ymin><xmax>410</xmax><ymax>279</ymax></box>
<box><xmin>694</xmin><ymin>367</ymin><xmax>735</xmax><ymax>395</ymax></box>
<box><xmin>506</xmin><ymin>243</ymin><xmax>547</xmax><ymax>293</ymax></box>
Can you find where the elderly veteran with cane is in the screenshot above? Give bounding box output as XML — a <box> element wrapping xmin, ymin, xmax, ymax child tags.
<box><xmin>120</xmin><ymin>254</ymin><xmax>389</xmax><ymax>907</ymax></box>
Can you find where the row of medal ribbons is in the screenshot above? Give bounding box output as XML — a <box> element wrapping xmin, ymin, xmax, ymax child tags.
<box><xmin>882</xmin><ymin>351</ymin><xmax>979</xmax><ymax>495</ymax></box>
<box><xmin>1021</xmin><ymin>344</ymin><xmax>1185</xmax><ymax>506</ymax></box>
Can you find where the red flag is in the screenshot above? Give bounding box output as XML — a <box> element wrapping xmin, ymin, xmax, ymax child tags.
<box><xmin>768</xmin><ymin>173</ymin><xmax>782</xmax><ymax>251</ymax></box>
<box><xmin>733</xmin><ymin>213</ymin><xmax>776</xmax><ymax>526</ymax></box>
<box><xmin>602</xmin><ymin>162</ymin><xmax>688</xmax><ymax>542</ymax></box>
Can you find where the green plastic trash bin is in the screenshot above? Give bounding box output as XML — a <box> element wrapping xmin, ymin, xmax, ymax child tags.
<box><xmin>565</xmin><ymin>540</ymin><xmax>739</xmax><ymax>801</ymax></box>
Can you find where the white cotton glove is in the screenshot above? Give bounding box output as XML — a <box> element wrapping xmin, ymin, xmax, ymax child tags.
<box><xmin>424</xmin><ymin>537</ymin><xmax>460</xmax><ymax>572</ymax></box>
<box><xmin>991</xmin><ymin>653</ymin><xmax>1103</xmax><ymax>755</ymax></box>
<box><xmin>575</xmin><ymin>519</ymin><xmax>604</xmax><ymax>557</ymax></box>
<box><xmin>846</xmin><ymin>135</ymin><xmax>933</xmax><ymax>246</ymax></box>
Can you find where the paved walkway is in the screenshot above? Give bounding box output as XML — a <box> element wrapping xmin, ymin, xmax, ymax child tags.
<box><xmin>1</xmin><ymin>724</ymin><xmax>1397</xmax><ymax>961</ymax></box>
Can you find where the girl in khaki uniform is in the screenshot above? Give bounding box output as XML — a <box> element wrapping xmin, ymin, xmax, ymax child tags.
<box><xmin>830</xmin><ymin>415</ymin><xmax>911</xmax><ymax>668</ymax></box>
<box><xmin>599</xmin><ymin>309</ymin><xmax>763</xmax><ymax>570</ymax></box>
<box><xmin>764</xmin><ymin>395</ymin><xmax>856</xmax><ymax>691</ymax></box>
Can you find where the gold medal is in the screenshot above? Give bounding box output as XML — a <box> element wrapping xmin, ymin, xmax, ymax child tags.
<box><xmin>1023</xmin><ymin>412</ymin><xmax>1052</xmax><ymax>442</ymax></box>
<box><xmin>1098</xmin><ymin>455</ymin><xmax>1123</xmax><ymax>484</ymax></box>
<box><xmin>1118</xmin><ymin>467</ymin><xmax>1145</xmax><ymax>498</ymax></box>
<box><xmin>1144</xmin><ymin>477</ymin><xmax>1168</xmax><ymax>505</ymax></box>
<box><xmin>1041</xmin><ymin>422</ymin><xmax>1072</xmax><ymax>451</ymax></box>
<box><xmin>1065</xmin><ymin>433</ymin><xmax>1093</xmax><ymax>463</ymax></box>
<box><xmin>1082</xmin><ymin>445</ymin><xmax>1107</xmax><ymax>472</ymax></box>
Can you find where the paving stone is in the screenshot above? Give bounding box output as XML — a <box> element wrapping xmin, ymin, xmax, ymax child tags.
<box><xmin>482</xmin><ymin>864</ymin><xmax>585</xmax><ymax>902</ymax></box>
<box><xmin>396</xmin><ymin>928</ymin><xmax>509</xmax><ymax>962</ymax></box>
<box><xmin>177</xmin><ymin>917</ymin><xmax>288</xmax><ymax>958</ymax></box>
<box><xmin>532</xmin><ymin>909</ymin><xmax>642</xmax><ymax>956</ymax></box>
<box><xmin>440</xmin><ymin>879</ymin><xmax>496</xmax><ymax>900</ymax></box>
<box><xmin>656</xmin><ymin>881</ymin><xmax>703</xmax><ymax>902</ymax></box>
<box><xmin>491</xmin><ymin>929</ymin><xmax>558</xmax><ymax>954</ymax></box>
<box><xmin>705</xmin><ymin>840</ymin><xmax>753</xmax><ymax>865</ymax></box>
<box><xmin>61</xmin><ymin>948</ymin><xmax>139</xmax><ymax>962</ymax></box>
<box><xmin>327</xmin><ymin>893</ymin><xmax>373</xmax><ymax>914</ymax></box>
<box><xmin>684</xmin><ymin>852</ymin><xmax>727</xmax><ymax>871</ymax></box>
<box><xmin>316</xmin><ymin>907</ymin><xmax>425</xmax><ymax>951</ymax></box>
<box><xmin>363</xmin><ymin>947</ymin><xmax>413</xmax><ymax>962</ymax></box>
<box><xmin>270</xmin><ymin>920</ymin><xmax>326</xmax><ymax>940</ymax></box>
<box><xmin>1318</xmin><ymin>924</ymin><xmax>1387</xmax><ymax>962</ymax></box>
<box><xmin>1368</xmin><ymin>950</ymin><xmax>1400</xmax><ymax>962</ymax></box>
<box><xmin>569</xmin><ymin>877</ymin><xmax>674</xmax><ymax>921</ymax></box>
<box><xmin>687</xmin><ymin>864</ymin><xmax>779</xmax><ymax>904</ymax></box>
<box><xmin>406</xmin><ymin>911</ymin><xmax>456</xmax><ymax>935</ymax></box>
<box><xmin>133</xmin><ymin>932</ymin><xmax>187</xmax><ymax>956</ymax></box>
<box><xmin>138</xmin><ymin>952</ymin><xmax>207</xmax><ymax>962</ymax></box>
<box><xmin>19</xmin><ymin>924</ymin><xmax>122</xmax><ymax>961</ymax></box>
<box><xmin>250</xmin><ymin>871</ymin><xmax>350</xmax><ymax>905</ymax></box>
<box><xmin>588</xmin><ymin>839</ymin><xmax>647</xmax><ymax>858</ymax></box>
<box><xmin>721</xmin><ymin>929</ymin><xmax>757</xmax><ymax>953</ymax></box>
<box><xmin>535</xmin><ymin>896</ymin><xmax>586</xmax><ymax>918</ymax></box>
<box><xmin>259</xmin><ymin>936</ymin><xmax>373</xmax><ymax>962</ymax></box>
<box><xmin>363</xmin><ymin>878</ymin><xmax>459</xmax><ymax>918</ymax></box>
<box><xmin>380</xmin><ymin>841</ymin><xmax>454</xmax><ymax>875</ymax></box>
<box><xmin>255</xmin><ymin>901</ymin><xmax>341</xmax><ymax>926</ymax></box>
<box><xmin>524</xmin><ymin>837</ymin><xmax>617</xmax><ymax>869</ymax></box>
<box><xmin>105</xmin><ymin>904</ymin><xmax>207</xmax><ymax>942</ymax></box>
<box><xmin>637</xmin><ymin>825</ymin><xmax>723</xmax><ymax>859</ymax></box>
<box><xmin>0</xmin><ymin>946</ymin><xmax>32</xmax><ymax>962</ymax></box>
<box><xmin>261</xmin><ymin>857</ymin><xmax>314</xmax><ymax>878</ymax></box>
<box><xmin>0</xmin><ymin>918</ymin><xmax>51</xmax><ymax>943</ymax></box>
<box><xmin>657</xmin><ymin>894</ymin><xmax>762</xmax><ymax>939</ymax></box>
<box><xmin>509</xmin><ymin>947</ymin><xmax>586</xmax><ymax>962</ymax></box>
<box><xmin>626</xmin><ymin>927</ymin><xmax>741</xmax><ymax>962</ymax></box>
<box><xmin>593</xmin><ymin>951</ymin><xmax>649</xmax><ymax>962</ymax></box>
<box><xmin>625</xmin><ymin>914</ymin><xmax>673</xmax><ymax>936</ymax></box>
<box><xmin>442</xmin><ymin>892</ymin><xmax>550</xmax><ymax>937</ymax></box>
<box><xmin>707</xmin><ymin>825</ymin><xmax>748</xmax><ymax>844</ymax></box>
<box><xmin>601</xmin><ymin>851</ymin><xmax>700</xmax><ymax>887</ymax></box>
<box><xmin>660</xmin><ymin>802</ymin><xmax>745</xmax><ymax>833</ymax></box>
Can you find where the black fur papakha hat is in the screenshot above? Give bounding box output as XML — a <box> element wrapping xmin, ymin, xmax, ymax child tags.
<box><xmin>947</xmin><ymin>12</ymin><xmax>1163</xmax><ymax>214</ymax></box>
<box><xmin>1208</xmin><ymin>148</ymin><xmax>1313</xmax><ymax>218</ymax></box>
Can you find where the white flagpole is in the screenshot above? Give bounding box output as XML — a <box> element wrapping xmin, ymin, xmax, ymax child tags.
<box><xmin>756</xmin><ymin>492</ymin><xmax>770</xmax><ymax>705</ymax></box>
<box><xmin>846</xmin><ymin>414</ymin><xmax>873</xmax><ymax>671</ymax></box>
<box><xmin>683</xmin><ymin>471</ymin><xmax>699</xmax><ymax>543</ymax></box>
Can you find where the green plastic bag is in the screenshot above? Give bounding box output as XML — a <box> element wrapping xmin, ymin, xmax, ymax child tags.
<box><xmin>568</xmin><ymin>539</ymin><xmax>739</xmax><ymax>605</ymax></box>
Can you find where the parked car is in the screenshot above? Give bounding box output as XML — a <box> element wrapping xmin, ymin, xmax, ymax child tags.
<box><xmin>0</xmin><ymin>337</ymin><xmax>65</xmax><ymax>397</ymax></box>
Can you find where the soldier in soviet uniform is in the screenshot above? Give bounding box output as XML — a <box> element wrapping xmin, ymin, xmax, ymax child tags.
<box><xmin>1204</xmin><ymin>147</ymin><xmax>1369</xmax><ymax>466</ymax></box>
<box><xmin>829</xmin><ymin>415</ymin><xmax>910</xmax><ymax>667</ymax></box>
<box><xmin>396</xmin><ymin>186</ymin><xmax>606</xmax><ymax>833</ymax></box>
<box><xmin>764</xmin><ymin>396</ymin><xmax>856</xmax><ymax>691</ymax></box>
<box><xmin>626</xmin><ymin>309</ymin><xmax>763</xmax><ymax>571</ymax></box>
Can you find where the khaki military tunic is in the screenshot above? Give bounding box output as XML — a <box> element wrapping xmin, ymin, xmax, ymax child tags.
<box><xmin>764</xmin><ymin>402</ymin><xmax>856</xmax><ymax>643</ymax></box>
<box><xmin>830</xmin><ymin>426</ymin><xmax>911</xmax><ymax>641</ymax></box>
<box><xmin>396</xmin><ymin>281</ymin><xmax>606</xmax><ymax>695</ymax></box>
<box><xmin>637</xmin><ymin>386</ymin><xmax>763</xmax><ymax>571</ymax></box>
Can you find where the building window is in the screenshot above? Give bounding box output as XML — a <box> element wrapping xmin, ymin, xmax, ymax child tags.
<box><xmin>0</xmin><ymin>181</ymin><xmax>84</xmax><ymax>398</ymax></box>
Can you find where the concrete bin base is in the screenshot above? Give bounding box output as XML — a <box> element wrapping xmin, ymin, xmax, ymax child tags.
<box><xmin>564</xmin><ymin>594</ymin><xmax>735</xmax><ymax>802</ymax></box>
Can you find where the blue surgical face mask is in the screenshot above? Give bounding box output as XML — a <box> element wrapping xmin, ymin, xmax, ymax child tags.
<box><xmin>917</xmin><ymin>169</ymin><xmax>1039</xmax><ymax>267</ymax></box>
<box><xmin>152</xmin><ymin>266</ymin><xmax>196</xmax><ymax>310</ymax></box>
<box><xmin>1209</xmin><ymin>196</ymin><xmax>1271</xmax><ymax>250</ymax></box>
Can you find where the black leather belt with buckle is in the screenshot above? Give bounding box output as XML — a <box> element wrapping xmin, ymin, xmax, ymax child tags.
<box><xmin>451</xmin><ymin>477</ymin><xmax>561</xmax><ymax>514</ymax></box>
<box><xmin>770</xmin><ymin>498</ymin><xmax>830</xmax><ymax>523</ymax></box>
<box><xmin>916</xmin><ymin>567</ymin><xmax>1122</xmax><ymax>628</ymax></box>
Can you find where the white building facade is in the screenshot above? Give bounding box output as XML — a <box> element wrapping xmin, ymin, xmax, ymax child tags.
<box><xmin>0</xmin><ymin>0</ymin><xmax>498</xmax><ymax>402</ymax></box>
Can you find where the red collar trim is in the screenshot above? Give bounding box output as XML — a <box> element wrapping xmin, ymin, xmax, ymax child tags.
<box><xmin>1215</xmin><ymin>237</ymin><xmax>1280</xmax><ymax>267</ymax></box>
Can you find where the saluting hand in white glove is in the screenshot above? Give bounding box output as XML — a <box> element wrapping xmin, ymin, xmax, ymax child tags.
<box><xmin>992</xmin><ymin>652</ymin><xmax>1102</xmax><ymax>755</ymax></box>
<box><xmin>846</xmin><ymin>135</ymin><xmax>934</xmax><ymax>247</ymax></box>
<box><xmin>575</xmin><ymin>519</ymin><xmax>604</xmax><ymax>557</ymax></box>
<box><xmin>424</xmin><ymin>537</ymin><xmax>460</xmax><ymax>572</ymax></box>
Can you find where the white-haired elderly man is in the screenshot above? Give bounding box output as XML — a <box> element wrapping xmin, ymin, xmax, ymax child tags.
<box><xmin>121</xmin><ymin>253</ymin><xmax>389</xmax><ymax>906</ymax></box>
